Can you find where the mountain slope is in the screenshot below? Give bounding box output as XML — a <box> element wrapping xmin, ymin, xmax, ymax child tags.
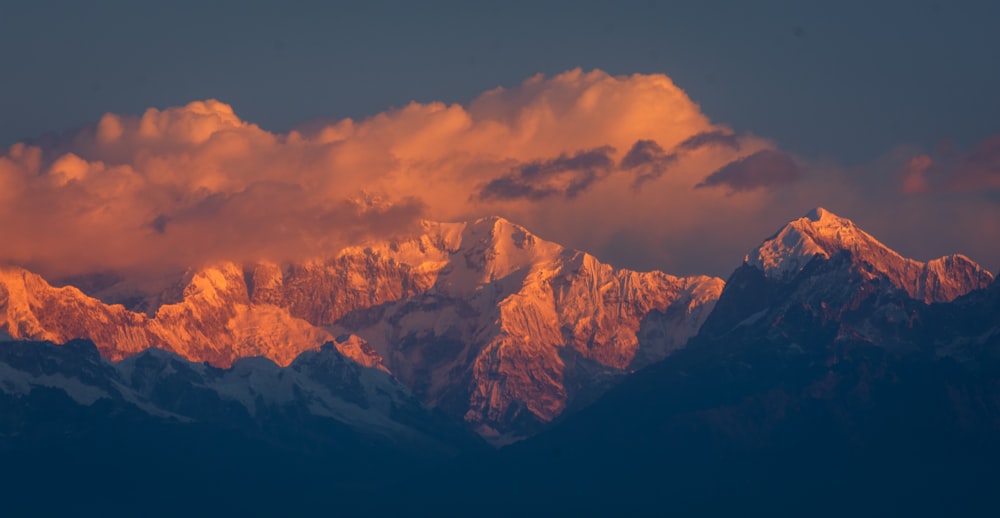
<box><xmin>0</xmin><ymin>338</ymin><xmax>474</xmax><ymax>455</ymax></box>
<box><xmin>0</xmin><ymin>216</ymin><xmax>723</xmax><ymax>442</ymax></box>
<box><xmin>0</xmin><ymin>338</ymin><xmax>485</xmax><ymax>516</ymax></box>
<box><xmin>2</xmin><ymin>208</ymin><xmax>997</xmax><ymax>515</ymax></box>
<box><xmin>747</xmin><ymin>207</ymin><xmax>992</xmax><ymax>302</ymax></box>
<box><xmin>703</xmin><ymin>207</ymin><xmax>992</xmax><ymax>352</ymax></box>
<box><xmin>481</xmin><ymin>208</ymin><xmax>1000</xmax><ymax>516</ymax></box>
<box><xmin>0</xmin><ymin>264</ymin><xmax>337</xmax><ymax>366</ymax></box>
<box><xmin>333</xmin><ymin>217</ymin><xmax>723</xmax><ymax>442</ymax></box>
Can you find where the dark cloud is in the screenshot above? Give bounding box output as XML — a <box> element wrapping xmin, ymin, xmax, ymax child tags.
<box><xmin>695</xmin><ymin>149</ymin><xmax>800</xmax><ymax>193</ymax></box>
<box><xmin>676</xmin><ymin>130</ymin><xmax>741</xmax><ymax>152</ymax></box>
<box><xmin>620</xmin><ymin>132</ymin><xmax>741</xmax><ymax>191</ymax></box>
<box><xmin>148</xmin><ymin>214</ymin><xmax>171</xmax><ymax>234</ymax></box>
<box><xmin>620</xmin><ymin>140</ymin><xmax>668</xmax><ymax>169</ymax></box>
<box><xmin>619</xmin><ymin>139</ymin><xmax>678</xmax><ymax>190</ymax></box>
<box><xmin>479</xmin><ymin>146</ymin><xmax>615</xmax><ymax>201</ymax></box>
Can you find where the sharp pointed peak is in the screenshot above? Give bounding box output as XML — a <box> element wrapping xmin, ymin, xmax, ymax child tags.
<box><xmin>801</xmin><ymin>207</ymin><xmax>851</xmax><ymax>227</ymax></box>
<box><xmin>470</xmin><ymin>214</ymin><xmax>519</xmax><ymax>229</ymax></box>
<box><xmin>463</xmin><ymin>216</ymin><xmax>541</xmax><ymax>242</ymax></box>
<box><xmin>745</xmin><ymin>209</ymin><xmax>993</xmax><ymax>301</ymax></box>
<box><xmin>746</xmin><ymin>208</ymin><xmax>879</xmax><ymax>280</ymax></box>
<box><xmin>804</xmin><ymin>206</ymin><xmax>832</xmax><ymax>221</ymax></box>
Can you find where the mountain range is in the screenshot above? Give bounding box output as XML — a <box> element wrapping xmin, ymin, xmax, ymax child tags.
<box><xmin>1</xmin><ymin>216</ymin><xmax>723</xmax><ymax>444</ymax></box>
<box><xmin>494</xmin><ymin>208</ymin><xmax>1000</xmax><ymax>515</ymax></box>
<box><xmin>2</xmin><ymin>208</ymin><xmax>998</xmax><ymax>515</ymax></box>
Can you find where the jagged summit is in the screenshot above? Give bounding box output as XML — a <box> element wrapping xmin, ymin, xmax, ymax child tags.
<box><xmin>745</xmin><ymin>207</ymin><xmax>993</xmax><ymax>302</ymax></box>
<box><xmin>804</xmin><ymin>206</ymin><xmax>833</xmax><ymax>222</ymax></box>
<box><xmin>0</xmin><ymin>215</ymin><xmax>724</xmax><ymax>444</ymax></box>
<box><xmin>747</xmin><ymin>207</ymin><xmax>884</xmax><ymax>279</ymax></box>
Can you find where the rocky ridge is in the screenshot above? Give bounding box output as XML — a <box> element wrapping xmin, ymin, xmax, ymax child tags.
<box><xmin>0</xmin><ymin>216</ymin><xmax>724</xmax><ymax>443</ymax></box>
<box><xmin>746</xmin><ymin>207</ymin><xmax>993</xmax><ymax>303</ymax></box>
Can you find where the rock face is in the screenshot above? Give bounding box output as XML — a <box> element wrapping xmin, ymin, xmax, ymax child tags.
<box><xmin>0</xmin><ymin>216</ymin><xmax>723</xmax><ymax>443</ymax></box>
<box><xmin>334</xmin><ymin>217</ymin><xmax>724</xmax><ymax>442</ymax></box>
<box><xmin>0</xmin><ymin>264</ymin><xmax>336</xmax><ymax>367</ymax></box>
<box><xmin>702</xmin><ymin>207</ymin><xmax>994</xmax><ymax>357</ymax></box>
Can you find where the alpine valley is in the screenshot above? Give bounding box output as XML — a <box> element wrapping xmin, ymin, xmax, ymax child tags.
<box><xmin>2</xmin><ymin>209</ymin><xmax>999</xmax><ymax>516</ymax></box>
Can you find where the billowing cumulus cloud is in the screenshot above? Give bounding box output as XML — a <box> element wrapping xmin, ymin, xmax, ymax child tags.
<box><xmin>0</xmin><ymin>69</ymin><xmax>764</xmax><ymax>282</ymax></box>
<box><xmin>696</xmin><ymin>150</ymin><xmax>801</xmax><ymax>193</ymax></box>
<box><xmin>0</xmin><ymin>68</ymin><xmax>996</xmax><ymax>287</ymax></box>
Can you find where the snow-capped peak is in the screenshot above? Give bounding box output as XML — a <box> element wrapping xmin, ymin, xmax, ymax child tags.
<box><xmin>745</xmin><ymin>207</ymin><xmax>993</xmax><ymax>302</ymax></box>
<box><xmin>745</xmin><ymin>207</ymin><xmax>870</xmax><ymax>279</ymax></box>
<box><xmin>804</xmin><ymin>206</ymin><xmax>832</xmax><ymax>222</ymax></box>
<box><xmin>0</xmin><ymin>215</ymin><xmax>721</xmax><ymax>443</ymax></box>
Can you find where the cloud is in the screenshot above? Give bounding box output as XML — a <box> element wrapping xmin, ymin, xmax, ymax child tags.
<box><xmin>2</xmin><ymin>67</ymin><xmax>995</xmax><ymax>285</ymax></box>
<box><xmin>897</xmin><ymin>134</ymin><xmax>1000</xmax><ymax>193</ymax></box>
<box><xmin>619</xmin><ymin>131</ymin><xmax>741</xmax><ymax>190</ymax></box>
<box><xmin>1</xmin><ymin>69</ymin><xmax>754</xmax><ymax>283</ymax></box>
<box><xmin>950</xmin><ymin>135</ymin><xmax>1000</xmax><ymax>191</ymax></box>
<box><xmin>899</xmin><ymin>154</ymin><xmax>933</xmax><ymax>194</ymax></box>
<box><xmin>479</xmin><ymin>147</ymin><xmax>615</xmax><ymax>200</ymax></box>
<box><xmin>695</xmin><ymin>150</ymin><xmax>801</xmax><ymax>193</ymax></box>
<box><xmin>676</xmin><ymin>130</ymin><xmax>741</xmax><ymax>152</ymax></box>
<box><xmin>619</xmin><ymin>140</ymin><xmax>678</xmax><ymax>189</ymax></box>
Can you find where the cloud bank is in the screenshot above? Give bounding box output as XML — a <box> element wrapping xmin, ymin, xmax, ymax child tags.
<box><xmin>1</xmin><ymin>68</ymin><xmax>997</xmax><ymax>285</ymax></box>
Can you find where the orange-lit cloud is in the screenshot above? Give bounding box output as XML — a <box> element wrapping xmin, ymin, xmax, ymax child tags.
<box><xmin>1</xmin><ymin>68</ymin><xmax>996</xmax><ymax>286</ymax></box>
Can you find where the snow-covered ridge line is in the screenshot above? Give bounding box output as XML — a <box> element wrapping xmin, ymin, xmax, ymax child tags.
<box><xmin>0</xmin><ymin>338</ymin><xmax>458</xmax><ymax>452</ymax></box>
<box><xmin>745</xmin><ymin>207</ymin><xmax>993</xmax><ymax>303</ymax></box>
<box><xmin>0</xmin><ymin>215</ymin><xmax>725</xmax><ymax>443</ymax></box>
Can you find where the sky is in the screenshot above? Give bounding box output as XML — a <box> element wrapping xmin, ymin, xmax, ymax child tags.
<box><xmin>1</xmin><ymin>0</ymin><xmax>998</xmax><ymax>282</ymax></box>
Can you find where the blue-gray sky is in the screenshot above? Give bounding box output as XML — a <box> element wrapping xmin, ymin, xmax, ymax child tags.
<box><xmin>1</xmin><ymin>0</ymin><xmax>999</xmax><ymax>279</ymax></box>
<box><xmin>3</xmin><ymin>0</ymin><xmax>998</xmax><ymax>162</ymax></box>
